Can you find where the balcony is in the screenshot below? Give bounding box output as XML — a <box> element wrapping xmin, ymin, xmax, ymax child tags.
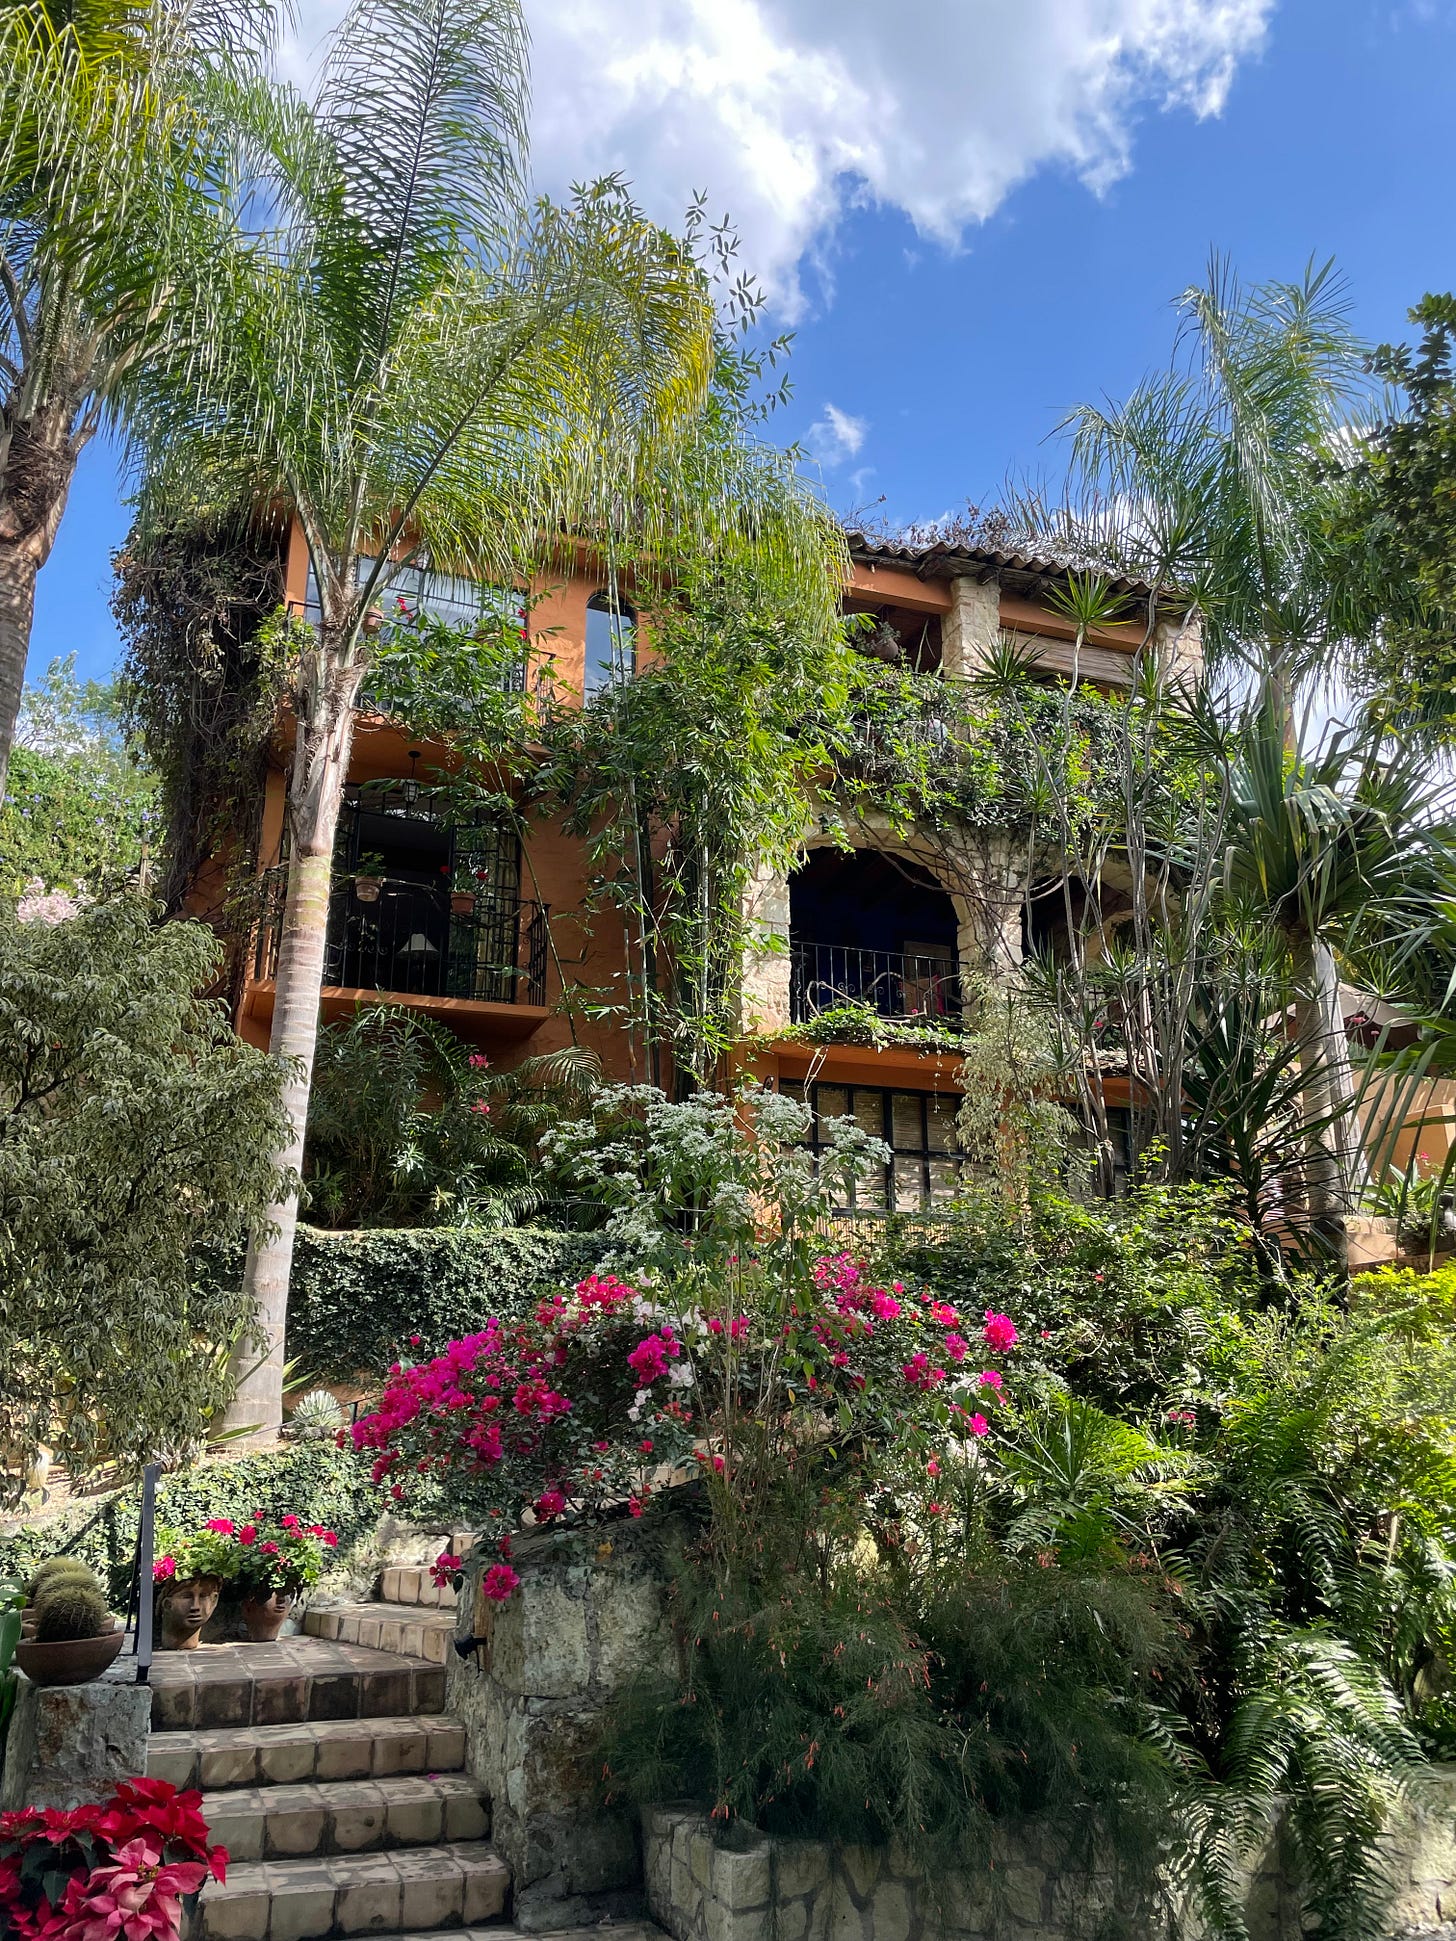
<box><xmin>789</xmin><ymin>940</ymin><xmax>962</xmax><ymax>1025</ymax></box>
<box><xmin>253</xmin><ymin>870</ymin><xmax>549</xmax><ymax>1008</ymax></box>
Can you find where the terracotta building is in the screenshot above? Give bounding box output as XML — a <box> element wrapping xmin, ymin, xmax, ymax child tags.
<box><xmin>235</xmin><ymin>525</ymin><xmax>1200</xmax><ymax>1211</ymax></box>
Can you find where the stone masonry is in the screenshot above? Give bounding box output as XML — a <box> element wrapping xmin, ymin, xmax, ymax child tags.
<box><xmin>644</xmin><ymin>1786</ymin><xmax>1456</xmax><ymax>1941</ymax></box>
<box><xmin>448</xmin><ymin>1514</ymin><xmax>678</xmax><ymax>1931</ymax></box>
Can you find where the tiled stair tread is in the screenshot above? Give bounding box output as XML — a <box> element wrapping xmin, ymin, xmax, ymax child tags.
<box><xmin>193</xmin><ymin>1842</ymin><xmax>510</xmax><ymax>1940</ymax></box>
<box><xmin>308</xmin><ymin>1601</ymin><xmax>458</xmax><ymax>1630</ymax></box>
<box><xmin>303</xmin><ymin>1602</ymin><xmax>458</xmax><ymax>1664</ymax></box>
<box><xmin>200</xmin><ymin>1774</ymin><xmax>488</xmax><ymax>1860</ymax></box>
<box><xmin>149</xmin><ymin>1716</ymin><xmax>465</xmax><ymax>1791</ymax></box>
<box><xmin>150</xmin><ymin>1640</ymin><xmax>446</xmax><ymax>1731</ymax></box>
<box><xmin>379</xmin><ymin>1565</ymin><xmax>460</xmax><ymax>1609</ymax></box>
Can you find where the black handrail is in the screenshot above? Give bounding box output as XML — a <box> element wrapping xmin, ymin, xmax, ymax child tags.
<box><xmin>254</xmin><ymin>871</ymin><xmax>549</xmax><ymax>1007</ymax></box>
<box><xmin>789</xmin><ymin>939</ymin><xmax>962</xmax><ymax>1023</ymax></box>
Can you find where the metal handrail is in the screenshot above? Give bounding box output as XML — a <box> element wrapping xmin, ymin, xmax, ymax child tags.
<box><xmin>254</xmin><ymin>871</ymin><xmax>549</xmax><ymax>1007</ymax></box>
<box><xmin>789</xmin><ymin>938</ymin><xmax>962</xmax><ymax>1024</ymax></box>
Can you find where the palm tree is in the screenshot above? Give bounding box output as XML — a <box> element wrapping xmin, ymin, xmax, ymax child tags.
<box><xmin>0</xmin><ymin>0</ymin><xmax>266</xmax><ymax>800</ymax></box>
<box><xmin>1054</xmin><ymin>255</ymin><xmax>1372</xmax><ymax>708</ymax></box>
<box><xmin>1217</xmin><ymin>698</ymin><xmax>1456</xmax><ymax>1266</ymax></box>
<box><xmin>133</xmin><ymin>0</ymin><xmax>842</xmax><ymax>1438</ymax></box>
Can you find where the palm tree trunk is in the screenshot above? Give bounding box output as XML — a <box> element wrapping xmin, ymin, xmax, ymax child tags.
<box><xmin>0</xmin><ymin>399</ymin><xmax>85</xmax><ymax>801</ymax></box>
<box><xmin>1291</xmin><ymin>932</ymin><xmax>1352</xmax><ymax>1276</ymax></box>
<box><xmin>0</xmin><ymin>541</ymin><xmax>39</xmax><ymax>804</ymax></box>
<box><xmin>227</xmin><ymin>847</ymin><xmax>334</xmax><ymax>1438</ymax></box>
<box><xmin>225</xmin><ymin>631</ymin><xmax>363</xmax><ymax>1439</ymax></box>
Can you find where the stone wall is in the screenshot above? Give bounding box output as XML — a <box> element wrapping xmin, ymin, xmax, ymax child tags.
<box><xmin>642</xmin><ymin>1787</ymin><xmax>1456</xmax><ymax>1941</ymax></box>
<box><xmin>0</xmin><ymin>1660</ymin><xmax>152</xmax><ymax>1810</ymax></box>
<box><xmin>447</xmin><ymin>1513</ymin><xmax>679</xmax><ymax>1930</ymax></box>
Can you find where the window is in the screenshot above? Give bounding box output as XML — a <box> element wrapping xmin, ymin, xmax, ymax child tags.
<box><xmin>303</xmin><ymin>556</ymin><xmax>526</xmax><ymax>640</ymax></box>
<box><xmin>780</xmin><ymin>1080</ymin><xmax>964</xmax><ymax>1211</ymax></box>
<box><xmin>584</xmin><ymin>591</ymin><xmax>635</xmax><ymax>695</ymax></box>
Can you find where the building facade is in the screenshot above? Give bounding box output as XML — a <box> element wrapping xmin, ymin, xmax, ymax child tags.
<box><xmin>233</xmin><ymin>526</ymin><xmax>1200</xmax><ymax>1211</ymax></box>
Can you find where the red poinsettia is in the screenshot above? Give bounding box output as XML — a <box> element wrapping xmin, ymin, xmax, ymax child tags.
<box><xmin>0</xmin><ymin>1780</ymin><xmax>225</xmax><ymax>1941</ymax></box>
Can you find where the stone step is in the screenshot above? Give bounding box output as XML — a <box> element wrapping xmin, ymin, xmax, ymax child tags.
<box><xmin>304</xmin><ymin>1601</ymin><xmax>458</xmax><ymax>1662</ymax></box>
<box><xmin>191</xmin><ymin>1842</ymin><xmax>510</xmax><ymax>1940</ymax></box>
<box><xmin>148</xmin><ymin>1715</ymin><xmax>466</xmax><ymax>1791</ymax></box>
<box><xmin>378</xmin><ymin>1564</ymin><xmax>460</xmax><ymax>1610</ymax></box>
<box><xmin>200</xmin><ymin>1774</ymin><xmax>488</xmax><ymax>1861</ymax></box>
<box><xmin>150</xmin><ymin>1640</ymin><xmax>446</xmax><ymax>1733</ymax></box>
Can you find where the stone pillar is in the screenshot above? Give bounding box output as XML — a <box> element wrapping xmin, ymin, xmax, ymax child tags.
<box><xmin>940</xmin><ymin>572</ymin><xmax>1000</xmax><ymax>680</ymax></box>
<box><xmin>738</xmin><ymin>856</ymin><xmax>792</xmax><ymax>1037</ymax></box>
<box><xmin>1155</xmin><ymin>608</ymin><xmax>1204</xmax><ymax>688</ymax></box>
<box><xmin>447</xmin><ymin>1515</ymin><xmax>678</xmax><ymax>1930</ymax></box>
<box><xmin>948</xmin><ymin>831</ymin><xmax>1026</xmax><ymax>977</ymax></box>
<box><xmin>0</xmin><ymin>1661</ymin><xmax>152</xmax><ymax>1809</ymax></box>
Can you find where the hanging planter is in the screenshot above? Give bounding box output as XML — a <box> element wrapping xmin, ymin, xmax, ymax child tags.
<box><xmin>354</xmin><ymin>875</ymin><xmax>383</xmax><ymax>903</ymax></box>
<box><xmin>451</xmin><ymin>890</ymin><xmax>476</xmax><ymax>916</ymax></box>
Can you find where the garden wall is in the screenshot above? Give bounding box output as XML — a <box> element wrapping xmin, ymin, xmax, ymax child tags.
<box><xmin>642</xmin><ymin>1792</ymin><xmax>1456</xmax><ymax>1941</ymax></box>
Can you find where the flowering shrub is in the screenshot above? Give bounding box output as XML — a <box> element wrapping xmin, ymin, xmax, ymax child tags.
<box><xmin>0</xmin><ymin>1778</ymin><xmax>225</xmax><ymax>1941</ymax></box>
<box><xmin>153</xmin><ymin>1516</ymin><xmax>337</xmax><ymax>1596</ymax></box>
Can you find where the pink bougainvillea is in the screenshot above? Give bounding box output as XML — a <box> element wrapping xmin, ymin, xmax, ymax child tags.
<box><xmin>982</xmin><ymin>1310</ymin><xmax>1019</xmax><ymax>1353</ymax></box>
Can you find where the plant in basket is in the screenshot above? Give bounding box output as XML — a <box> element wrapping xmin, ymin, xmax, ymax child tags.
<box><xmin>231</xmin><ymin>1515</ymin><xmax>339</xmax><ymax>1641</ymax></box>
<box><xmin>0</xmin><ymin>1776</ymin><xmax>226</xmax><ymax>1941</ymax></box>
<box><xmin>150</xmin><ymin>1524</ymin><xmax>240</xmax><ymax>1651</ymax></box>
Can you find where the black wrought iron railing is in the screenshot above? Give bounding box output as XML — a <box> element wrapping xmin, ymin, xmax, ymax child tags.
<box><xmin>255</xmin><ymin>870</ymin><xmax>549</xmax><ymax>1006</ymax></box>
<box><xmin>789</xmin><ymin>939</ymin><xmax>962</xmax><ymax>1024</ymax></box>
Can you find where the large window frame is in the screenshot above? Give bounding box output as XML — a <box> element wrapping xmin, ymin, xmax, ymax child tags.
<box><xmin>779</xmin><ymin>1079</ymin><xmax>964</xmax><ymax>1211</ymax></box>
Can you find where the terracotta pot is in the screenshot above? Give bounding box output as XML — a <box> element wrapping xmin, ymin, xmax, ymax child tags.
<box><xmin>241</xmin><ymin>1591</ymin><xmax>295</xmax><ymax>1643</ymax></box>
<box><xmin>159</xmin><ymin>1575</ymin><xmax>222</xmax><ymax>1651</ymax></box>
<box><xmin>450</xmin><ymin>891</ymin><xmax>475</xmax><ymax>916</ymax></box>
<box><xmin>353</xmin><ymin>875</ymin><xmax>382</xmax><ymax>904</ymax></box>
<box><xmin>15</xmin><ymin>1626</ymin><xmax>124</xmax><ymax>1687</ymax></box>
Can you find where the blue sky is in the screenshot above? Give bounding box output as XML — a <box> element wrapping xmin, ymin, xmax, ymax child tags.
<box><xmin>29</xmin><ymin>0</ymin><xmax>1456</xmax><ymax>687</ymax></box>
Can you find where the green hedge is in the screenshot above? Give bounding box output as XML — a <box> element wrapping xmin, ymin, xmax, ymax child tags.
<box><xmin>286</xmin><ymin>1224</ymin><xmax>599</xmax><ymax>1381</ymax></box>
<box><xmin>0</xmin><ymin>1443</ymin><xmax>388</xmax><ymax>1607</ymax></box>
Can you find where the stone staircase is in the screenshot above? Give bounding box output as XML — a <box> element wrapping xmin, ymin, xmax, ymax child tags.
<box><xmin>301</xmin><ymin>1556</ymin><xmax>460</xmax><ymax>1664</ymax></box>
<box><xmin>146</xmin><ymin>1635</ymin><xmax>510</xmax><ymax>1939</ymax></box>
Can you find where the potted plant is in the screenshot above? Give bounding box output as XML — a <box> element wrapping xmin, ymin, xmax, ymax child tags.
<box><xmin>15</xmin><ymin>1562</ymin><xmax>123</xmax><ymax>1686</ymax></box>
<box><xmin>152</xmin><ymin>1524</ymin><xmax>240</xmax><ymax>1650</ymax></box>
<box><xmin>233</xmin><ymin>1515</ymin><xmax>339</xmax><ymax>1641</ymax></box>
<box><xmin>351</xmin><ymin>849</ymin><xmax>388</xmax><ymax>903</ymax></box>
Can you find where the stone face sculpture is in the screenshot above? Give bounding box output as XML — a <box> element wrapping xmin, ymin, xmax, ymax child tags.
<box><xmin>158</xmin><ymin>1575</ymin><xmax>221</xmax><ymax>1650</ymax></box>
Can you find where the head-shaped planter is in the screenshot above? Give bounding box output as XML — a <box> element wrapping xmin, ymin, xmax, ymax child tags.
<box><xmin>159</xmin><ymin>1574</ymin><xmax>221</xmax><ymax>1649</ymax></box>
<box><xmin>241</xmin><ymin>1586</ymin><xmax>295</xmax><ymax>1642</ymax></box>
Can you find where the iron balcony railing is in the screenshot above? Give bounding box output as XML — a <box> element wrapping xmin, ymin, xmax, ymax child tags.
<box><xmin>789</xmin><ymin>939</ymin><xmax>962</xmax><ymax>1024</ymax></box>
<box><xmin>255</xmin><ymin>870</ymin><xmax>549</xmax><ymax>1007</ymax></box>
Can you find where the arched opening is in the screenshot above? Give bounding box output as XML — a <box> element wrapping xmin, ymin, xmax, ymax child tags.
<box><xmin>584</xmin><ymin>590</ymin><xmax>636</xmax><ymax>695</ymax></box>
<box><xmin>788</xmin><ymin>847</ymin><xmax>960</xmax><ymax>1022</ymax></box>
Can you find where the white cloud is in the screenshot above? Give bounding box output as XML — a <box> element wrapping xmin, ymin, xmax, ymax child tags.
<box><xmin>283</xmin><ymin>0</ymin><xmax>1273</xmax><ymax>314</ymax></box>
<box><xmin>806</xmin><ymin>402</ymin><xmax>867</xmax><ymax>466</ymax></box>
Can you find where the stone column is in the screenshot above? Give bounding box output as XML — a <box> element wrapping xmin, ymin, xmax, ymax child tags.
<box><xmin>1155</xmin><ymin>608</ymin><xmax>1204</xmax><ymax>688</ymax></box>
<box><xmin>738</xmin><ymin>856</ymin><xmax>792</xmax><ymax>1037</ymax></box>
<box><xmin>940</xmin><ymin>572</ymin><xmax>1000</xmax><ymax>680</ymax></box>
<box><xmin>447</xmin><ymin>1514</ymin><xmax>679</xmax><ymax>1930</ymax></box>
<box><xmin>0</xmin><ymin>1661</ymin><xmax>152</xmax><ymax>1809</ymax></box>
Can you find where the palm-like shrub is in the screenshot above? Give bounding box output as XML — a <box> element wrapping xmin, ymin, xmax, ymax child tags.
<box><xmin>303</xmin><ymin>1004</ymin><xmax>597</xmax><ymax>1228</ymax></box>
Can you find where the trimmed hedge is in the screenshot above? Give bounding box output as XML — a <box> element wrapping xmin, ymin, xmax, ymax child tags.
<box><xmin>0</xmin><ymin>1443</ymin><xmax>389</xmax><ymax>1608</ymax></box>
<box><xmin>286</xmin><ymin>1224</ymin><xmax>599</xmax><ymax>1381</ymax></box>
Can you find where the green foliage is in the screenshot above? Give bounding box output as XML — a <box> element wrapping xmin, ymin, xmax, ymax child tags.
<box><xmin>303</xmin><ymin>1004</ymin><xmax>597</xmax><ymax>1230</ymax></box>
<box><xmin>783</xmin><ymin>1000</ymin><xmax>966</xmax><ymax>1053</ymax></box>
<box><xmin>284</xmin><ymin>1222</ymin><xmax>597</xmax><ymax>1381</ymax></box>
<box><xmin>0</xmin><ymin>1443</ymin><xmax>389</xmax><ymax>1607</ymax></box>
<box><xmin>0</xmin><ymin>896</ymin><xmax>291</xmax><ymax>1497</ymax></box>
<box><xmin>604</xmin><ymin>1545</ymin><xmax>1177</xmax><ymax>1894</ymax></box>
<box><xmin>890</xmin><ymin>1180</ymin><xmax>1260</xmax><ymax>1420</ymax></box>
<box><xmin>0</xmin><ymin>658</ymin><xmax>158</xmax><ymax>895</ymax></box>
<box><xmin>31</xmin><ymin>1580</ymin><xmax>111</xmax><ymax>1644</ymax></box>
<box><xmin>113</xmin><ymin>516</ymin><xmax>287</xmax><ymax>913</ymax></box>
<box><xmin>537</xmin><ymin>560</ymin><xmax>863</xmax><ymax>1085</ymax></box>
<box><xmin>1332</xmin><ymin>293</ymin><xmax>1456</xmax><ymax>738</ymax></box>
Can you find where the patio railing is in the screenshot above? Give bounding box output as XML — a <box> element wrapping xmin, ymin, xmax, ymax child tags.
<box><xmin>789</xmin><ymin>939</ymin><xmax>961</xmax><ymax>1024</ymax></box>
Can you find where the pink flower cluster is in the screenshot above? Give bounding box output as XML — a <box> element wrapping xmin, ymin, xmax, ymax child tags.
<box><xmin>627</xmin><ymin>1328</ymin><xmax>681</xmax><ymax>1385</ymax></box>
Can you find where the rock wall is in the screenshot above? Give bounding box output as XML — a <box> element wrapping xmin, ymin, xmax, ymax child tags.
<box><xmin>0</xmin><ymin>1661</ymin><xmax>152</xmax><ymax>1810</ymax></box>
<box><xmin>447</xmin><ymin>1513</ymin><xmax>677</xmax><ymax>1930</ymax></box>
<box><xmin>642</xmin><ymin>1791</ymin><xmax>1456</xmax><ymax>1941</ymax></box>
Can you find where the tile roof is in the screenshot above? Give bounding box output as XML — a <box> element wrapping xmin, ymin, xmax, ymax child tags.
<box><xmin>844</xmin><ymin>529</ymin><xmax>1174</xmax><ymax>604</ymax></box>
